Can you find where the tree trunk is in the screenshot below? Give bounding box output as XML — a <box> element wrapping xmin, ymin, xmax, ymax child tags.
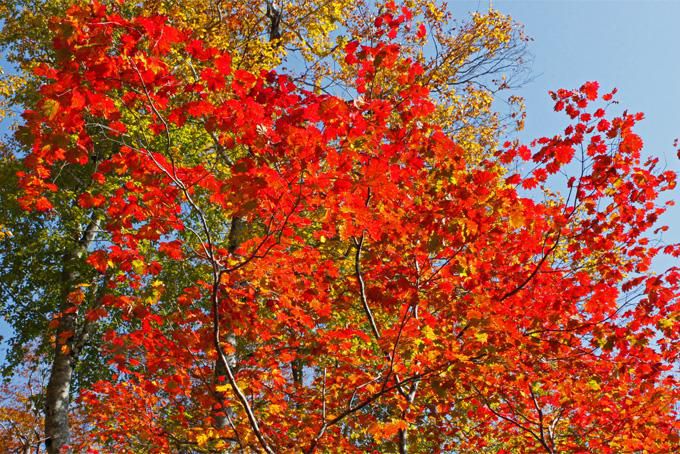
<box><xmin>44</xmin><ymin>322</ymin><xmax>74</xmax><ymax>454</ymax></box>
<box><xmin>44</xmin><ymin>218</ymin><xmax>99</xmax><ymax>454</ymax></box>
<box><xmin>213</xmin><ymin>355</ymin><xmax>228</xmax><ymax>430</ymax></box>
<box><xmin>212</xmin><ymin>217</ymin><xmax>245</xmax><ymax>431</ymax></box>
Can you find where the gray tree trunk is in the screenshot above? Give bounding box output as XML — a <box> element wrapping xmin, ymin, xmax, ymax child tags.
<box><xmin>44</xmin><ymin>324</ymin><xmax>74</xmax><ymax>453</ymax></box>
<box><xmin>44</xmin><ymin>218</ymin><xmax>99</xmax><ymax>454</ymax></box>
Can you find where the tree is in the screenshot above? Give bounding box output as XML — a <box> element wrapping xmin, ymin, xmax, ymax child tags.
<box><xmin>13</xmin><ymin>3</ymin><xmax>679</xmax><ymax>453</ymax></box>
<box><xmin>0</xmin><ymin>1</ymin><xmax>530</xmax><ymax>452</ymax></box>
<box><xmin>0</xmin><ymin>347</ymin><xmax>89</xmax><ymax>452</ymax></box>
<box><xmin>0</xmin><ymin>358</ymin><xmax>45</xmax><ymax>453</ymax></box>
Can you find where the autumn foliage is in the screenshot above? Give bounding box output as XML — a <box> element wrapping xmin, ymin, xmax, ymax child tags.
<box><xmin>0</xmin><ymin>351</ymin><xmax>88</xmax><ymax>452</ymax></box>
<box><xmin>5</xmin><ymin>1</ymin><xmax>680</xmax><ymax>453</ymax></box>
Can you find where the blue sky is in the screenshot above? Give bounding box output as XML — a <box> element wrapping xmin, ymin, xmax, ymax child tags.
<box><xmin>2</xmin><ymin>1</ymin><xmax>679</xmax><ymax>362</ymax></box>
<box><xmin>456</xmin><ymin>0</ymin><xmax>680</xmax><ymax>261</ymax></box>
<box><xmin>475</xmin><ymin>0</ymin><xmax>680</xmax><ymax>159</ymax></box>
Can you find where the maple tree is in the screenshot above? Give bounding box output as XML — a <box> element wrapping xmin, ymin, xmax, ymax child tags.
<box><xmin>3</xmin><ymin>1</ymin><xmax>680</xmax><ymax>453</ymax></box>
<box><xmin>0</xmin><ymin>1</ymin><xmax>530</xmax><ymax>452</ymax></box>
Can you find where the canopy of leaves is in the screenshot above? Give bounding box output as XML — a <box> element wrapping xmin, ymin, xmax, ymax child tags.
<box><xmin>0</xmin><ymin>0</ymin><xmax>527</xmax><ymax>383</ymax></box>
<box><xmin>2</xmin><ymin>1</ymin><xmax>679</xmax><ymax>453</ymax></box>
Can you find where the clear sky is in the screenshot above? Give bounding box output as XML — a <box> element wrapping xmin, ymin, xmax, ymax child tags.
<box><xmin>455</xmin><ymin>0</ymin><xmax>680</xmax><ymax>265</ymax></box>
<box><xmin>2</xmin><ymin>1</ymin><xmax>679</xmax><ymax>362</ymax></box>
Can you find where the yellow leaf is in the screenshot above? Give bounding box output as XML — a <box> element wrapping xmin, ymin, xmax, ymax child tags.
<box><xmin>422</xmin><ymin>326</ymin><xmax>436</xmax><ymax>340</ymax></box>
<box><xmin>196</xmin><ymin>433</ymin><xmax>209</xmax><ymax>447</ymax></box>
<box><xmin>132</xmin><ymin>259</ymin><xmax>145</xmax><ymax>274</ymax></box>
<box><xmin>215</xmin><ymin>384</ymin><xmax>231</xmax><ymax>393</ymax></box>
<box><xmin>587</xmin><ymin>379</ymin><xmax>601</xmax><ymax>391</ymax></box>
<box><xmin>659</xmin><ymin>317</ymin><xmax>674</xmax><ymax>329</ymax></box>
<box><xmin>42</xmin><ymin>98</ymin><xmax>59</xmax><ymax>120</ymax></box>
<box><xmin>475</xmin><ymin>332</ymin><xmax>489</xmax><ymax>344</ymax></box>
<box><xmin>268</xmin><ymin>403</ymin><xmax>283</xmax><ymax>415</ymax></box>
